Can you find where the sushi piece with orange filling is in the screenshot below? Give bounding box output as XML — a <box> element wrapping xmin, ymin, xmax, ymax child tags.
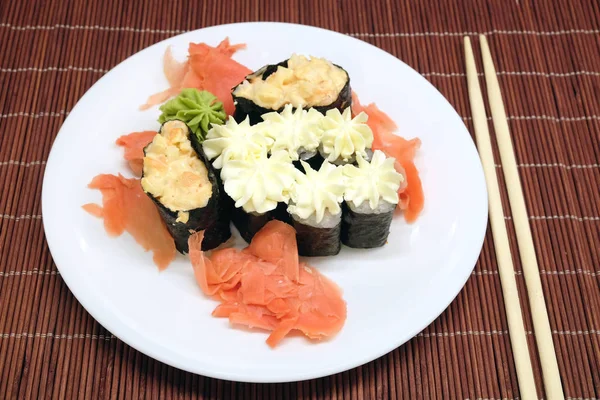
<box><xmin>140</xmin><ymin>120</ymin><xmax>230</xmax><ymax>253</ymax></box>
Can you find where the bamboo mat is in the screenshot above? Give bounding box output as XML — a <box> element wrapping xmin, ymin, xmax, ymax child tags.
<box><xmin>1</xmin><ymin>0</ymin><xmax>599</xmax><ymax>398</ymax></box>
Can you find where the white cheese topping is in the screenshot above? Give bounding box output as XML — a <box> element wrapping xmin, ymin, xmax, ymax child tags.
<box><xmin>141</xmin><ymin>120</ymin><xmax>212</xmax><ymax>213</ymax></box>
<box><xmin>342</xmin><ymin>150</ymin><xmax>404</xmax><ymax>210</ymax></box>
<box><xmin>320</xmin><ymin>108</ymin><xmax>374</xmax><ymax>162</ymax></box>
<box><xmin>260</xmin><ymin>104</ymin><xmax>323</xmax><ymax>160</ymax></box>
<box><xmin>288</xmin><ymin>161</ymin><xmax>346</xmax><ymax>223</ymax></box>
<box><xmin>220</xmin><ymin>150</ymin><xmax>299</xmax><ymax>214</ymax></box>
<box><xmin>202</xmin><ymin>116</ymin><xmax>273</xmax><ymax>169</ymax></box>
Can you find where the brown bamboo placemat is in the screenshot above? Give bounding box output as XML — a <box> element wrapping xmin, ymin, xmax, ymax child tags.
<box><xmin>1</xmin><ymin>0</ymin><xmax>599</xmax><ymax>398</ymax></box>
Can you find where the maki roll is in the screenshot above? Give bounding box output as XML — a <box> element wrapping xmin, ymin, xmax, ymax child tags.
<box><xmin>319</xmin><ymin>108</ymin><xmax>374</xmax><ymax>166</ymax></box>
<box><xmin>232</xmin><ymin>54</ymin><xmax>352</xmax><ymax>124</ymax></box>
<box><xmin>141</xmin><ymin>120</ymin><xmax>230</xmax><ymax>253</ymax></box>
<box><xmin>259</xmin><ymin>104</ymin><xmax>325</xmax><ymax>171</ymax></box>
<box><xmin>220</xmin><ymin>150</ymin><xmax>299</xmax><ymax>242</ymax></box>
<box><xmin>341</xmin><ymin>150</ymin><xmax>405</xmax><ymax>248</ymax></box>
<box><xmin>288</xmin><ymin>160</ymin><xmax>346</xmax><ymax>257</ymax></box>
<box><xmin>201</xmin><ymin>116</ymin><xmax>275</xmax><ymax>240</ymax></box>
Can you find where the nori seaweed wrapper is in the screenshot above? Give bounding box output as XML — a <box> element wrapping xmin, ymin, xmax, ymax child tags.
<box><xmin>142</xmin><ymin>121</ymin><xmax>231</xmax><ymax>253</ymax></box>
<box><xmin>340</xmin><ymin>203</ymin><xmax>394</xmax><ymax>249</ymax></box>
<box><xmin>189</xmin><ymin>129</ymin><xmax>234</xmax><ymax>247</ymax></box>
<box><xmin>291</xmin><ymin>216</ymin><xmax>341</xmax><ymax>257</ymax></box>
<box><xmin>232</xmin><ymin>59</ymin><xmax>352</xmax><ymax>125</ymax></box>
<box><xmin>232</xmin><ymin>203</ymin><xmax>291</xmax><ymax>243</ymax></box>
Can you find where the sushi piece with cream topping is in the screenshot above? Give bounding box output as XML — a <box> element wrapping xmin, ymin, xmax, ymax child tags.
<box><xmin>341</xmin><ymin>150</ymin><xmax>404</xmax><ymax>248</ymax></box>
<box><xmin>319</xmin><ymin>108</ymin><xmax>374</xmax><ymax>166</ymax></box>
<box><xmin>288</xmin><ymin>160</ymin><xmax>346</xmax><ymax>256</ymax></box>
<box><xmin>220</xmin><ymin>150</ymin><xmax>300</xmax><ymax>242</ymax></box>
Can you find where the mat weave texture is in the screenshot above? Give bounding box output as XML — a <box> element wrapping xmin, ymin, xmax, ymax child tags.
<box><xmin>1</xmin><ymin>0</ymin><xmax>599</xmax><ymax>399</ymax></box>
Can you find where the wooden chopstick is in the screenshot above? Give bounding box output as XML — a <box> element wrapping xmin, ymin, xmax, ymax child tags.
<box><xmin>479</xmin><ymin>35</ymin><xmax>565</xmax><ymax>400</ymax></box>
<box><xmin>463</xmin><ymin>36</ymin><xmax>538</xmax><ymax>400</ymax></box>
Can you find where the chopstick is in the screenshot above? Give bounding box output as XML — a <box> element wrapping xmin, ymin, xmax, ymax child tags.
<box><xmin>463</xmin><ymin>37</ymin><xmax>538</xmax><ymax>400</ymax></box>
<box><xmin>479</xmin><ymin>35</ymin><xmax>565</xmax><ymax>400</ymax></box>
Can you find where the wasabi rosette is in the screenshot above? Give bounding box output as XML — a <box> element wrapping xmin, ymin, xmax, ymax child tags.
<box><xmin>158</xmin><ymin>89</ymin><xmax>227</xmax><ymax>143</ymax></box>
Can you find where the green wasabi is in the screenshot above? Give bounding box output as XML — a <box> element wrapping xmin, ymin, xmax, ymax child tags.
<box><xmin>158</xmin><ymin>89</ymin><xmax>227</xmax><ymax>142</ymax></box>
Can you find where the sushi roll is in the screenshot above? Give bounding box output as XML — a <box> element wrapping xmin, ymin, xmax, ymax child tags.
<box><xmin>341</xmin><ymin>150</ymin><xmax>405</xmax><ymax>248</ymax></box>
<box><xmin>141</xmin><ymin>120</ymin><xmax>230</xmax><ymax>253</ymax></box>
<box><xmin>220</xmin><ymin>150</ymin><xmax>299</xmax><ymax>243</ymax></box>
<box><xmin>201</xmin><ymin>116</ymin><xmax>275</xmax><ymax>238</ymax></box>
<box><xmin>319</xmin><ymin>108</ymin><xmax>374</xmax><ymax>166</ymax></box>
<box><xmin>259</xmin><ymin>104</ymin><xmax>324</xmax><ymax>171</ymax></box>
<box><xmin>288</xmin><ymin>160</ymin><xmax>346</xmax><ymax>257</ymax></box>
<box><xmin>232</xmin><ymin>54</ymin><xmax>352</xmax><ymax>124</ymax></box>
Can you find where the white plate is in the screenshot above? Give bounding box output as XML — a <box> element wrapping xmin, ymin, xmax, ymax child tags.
<box><xmin>42</xmin><ymin>22</ymin><xmax>488</xmax><ymax>383</ymax></box>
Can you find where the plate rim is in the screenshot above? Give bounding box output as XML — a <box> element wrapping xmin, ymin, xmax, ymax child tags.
<box><xmin>41</xmin><ymin>21</ymin><xmax>489</xmax><ymax>383</ymax></box>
